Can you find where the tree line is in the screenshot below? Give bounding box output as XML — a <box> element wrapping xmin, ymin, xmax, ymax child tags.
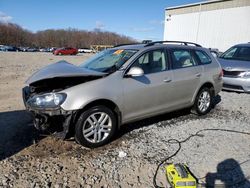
<box><xmin>0</xmin><ymin>22</ymin><xmax>136</xmax><ymax>48</ymax></box>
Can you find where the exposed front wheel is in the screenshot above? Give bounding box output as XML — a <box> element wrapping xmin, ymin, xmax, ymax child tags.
<box><xmin>192</xmin><ymin>87</ymin><xmax>213</xmax><ymax>115</ymax></box>
<box><xmin>75</xmin><ymin>106</ymin><xmax>117</xmax><ymax>148</ymax></box>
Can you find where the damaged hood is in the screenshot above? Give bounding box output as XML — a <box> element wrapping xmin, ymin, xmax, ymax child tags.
<box><xmin>218</xmin><ymin>58</ymin><xmax>250</xmax><ymax>71</ymax></box>
<box><xmin>26</xmin><ymin>60</ymin><xmax>107</xmax><ymax>84</ymax></box>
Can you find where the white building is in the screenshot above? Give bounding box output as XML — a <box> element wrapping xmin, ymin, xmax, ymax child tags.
<box><xmin>164</xmin><ymin>0</ymin><xmax>250</xmax><ymax>52</ymax></box>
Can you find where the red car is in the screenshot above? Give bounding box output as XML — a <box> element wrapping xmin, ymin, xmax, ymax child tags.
<box><xmin>53</xmin><ymin>47</ymin><xmax>78</xmax><ymax>55</ymax></box>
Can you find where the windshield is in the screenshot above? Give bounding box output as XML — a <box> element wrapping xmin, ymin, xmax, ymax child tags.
<box><xmin>220</xmin><ymin>46</ymin><xmax>250</xmax><ymax>61</ymax></box>
<box><xmin>80</xmin><ymin>49</ymin><xmax>137</xmax><ymax>73</ymax></box>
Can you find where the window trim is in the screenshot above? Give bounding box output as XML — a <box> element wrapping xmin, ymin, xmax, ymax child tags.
<box><xmin>169</xmin><ymin>48</ymin><xmax>198</xmax><ymax>70</ymax></box>
<box><xmin>124</xmin><ymin>48</ymin><xmax>169</xmax><ymax>76</ymax></box>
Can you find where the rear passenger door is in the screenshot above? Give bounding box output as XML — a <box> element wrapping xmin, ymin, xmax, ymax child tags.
<box><xmin>169</xmin><ymin>48</ymin><xmax>202</xmax><ymax>106</ymax></box>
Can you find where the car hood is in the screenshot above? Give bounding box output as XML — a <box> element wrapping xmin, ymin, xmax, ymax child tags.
<box><xmin>26</xmin><ymin>60</ymin><xmax>107</xmax><ymax>84</ymax></box>
<box><xmin>218</xmin><ymin>58</ymin><xmax>250</xmax><ymax>71</ymax></box>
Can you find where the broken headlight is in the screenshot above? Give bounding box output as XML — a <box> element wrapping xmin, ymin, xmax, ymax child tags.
<box><xmin>27</xmin><ymin>93</ymin><xmax>67</xmax><ymax>108</ymax></box>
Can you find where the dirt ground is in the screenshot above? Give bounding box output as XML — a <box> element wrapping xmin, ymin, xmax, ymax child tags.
<box><xmin>0</xmin><ymin>52</ymin><xmax>250</xmax><ymax>188</ymax></box>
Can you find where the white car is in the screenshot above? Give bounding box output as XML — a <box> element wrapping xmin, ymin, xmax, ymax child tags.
<box><xmin>78</xmin><ymin>48</ymin><xmax>94</xmax><ymax>53</ymax></box>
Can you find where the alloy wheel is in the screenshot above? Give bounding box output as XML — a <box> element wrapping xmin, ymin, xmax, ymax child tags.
<box><xmin>198</xmin><ymin>91</ymin><xmax>211</xmax><ymax>113</ymax></box>
<box><xmin>82</xmin><ymin>112</ymin><xmax>112</xmax><ymax>143</ymax></box>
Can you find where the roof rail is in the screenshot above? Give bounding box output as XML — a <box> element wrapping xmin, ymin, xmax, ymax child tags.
<box><xmin>114</xmin><ymin>43</ymin><xmax>142</xmax><ymax>47</ymax></box>
<box><xmin>145</xmin><ymin>40</ymin><xmax>202</xmax><ymax>47</ymax></box>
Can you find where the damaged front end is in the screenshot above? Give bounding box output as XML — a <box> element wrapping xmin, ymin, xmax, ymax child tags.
<box><xmin>22</xmin><ymin>61</ymin><xmax>106</xmax><ymax>139</ymax></box>
<box><xmin>23</xmin><ymin>85</ymin><xmax>77</xmax><ymax>139</ymax></box>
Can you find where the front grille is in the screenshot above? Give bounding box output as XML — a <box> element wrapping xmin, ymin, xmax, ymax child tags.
<box><xmin>223</xmin><ymin>70</ymin><xmax>244</xmax><ymax>77</ymax></box>
<box><xmin>223</xmin><ymin>84</ymin><xmax>244</xmax><ymax>91</ymax></box>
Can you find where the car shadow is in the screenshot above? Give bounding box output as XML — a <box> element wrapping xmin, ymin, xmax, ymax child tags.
<box><xmin>116</xmin><ymin>94</ymin><xmax>221</xmax><ymax>139</ymax></box>
<box><xmin>0</xmin><ymin>110</ymin><xmax>43</xmax><ymax>161</ymax></box>
<box><xmin>117</xmin><ymin>108</ymin><xmax>193</xmax><ymax>139</ymax></box>
<box><xmin>205</xmin><ymin>158</ymin><xmax>250</xmax><ymax>188</ymax></box>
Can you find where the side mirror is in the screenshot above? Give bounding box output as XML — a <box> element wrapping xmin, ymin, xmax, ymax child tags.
<box><xmin>126</xmin><ymin>67</ymin><xmax>144</xmax><ymax>77</ymax></box>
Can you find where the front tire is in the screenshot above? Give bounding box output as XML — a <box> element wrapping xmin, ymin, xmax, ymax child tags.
<box><xmin>75</xmin><ymin>106</ymin><xmax>117</xmax><ymax>148</ymax></box>
<box><xmin>192</xmin><ymin>87</ymin><xmax>213</xmax><ymax>115</ymax></box>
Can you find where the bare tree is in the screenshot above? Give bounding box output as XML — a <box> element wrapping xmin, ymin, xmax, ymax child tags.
<box><xmin>0</xmin><ymin>22</ymin><xmax>136</xmax><ymax>48</ymax></box>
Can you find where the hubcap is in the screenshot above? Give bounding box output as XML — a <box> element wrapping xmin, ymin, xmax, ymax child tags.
<box><xmin>82</xmin><ymin>112</ymin><xmax>112</xmax><ymax>143</ymax></box>
<box><xmin>198</xmin><ymin>91</ymin><xmax>211</xmax><ymax>113</ymax></box>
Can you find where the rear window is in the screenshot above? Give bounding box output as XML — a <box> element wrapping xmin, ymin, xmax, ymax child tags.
<box><xmin>195</xmin><ymin>50</ymin><xmax>212</xmax><ymax>64</ymax></box>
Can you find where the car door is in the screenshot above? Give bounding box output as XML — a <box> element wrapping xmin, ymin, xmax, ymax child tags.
<box><xmin>122</xmin><ymin>48</ymin><xmax>175</xmax><ymax>122</ymax></box>
<box><xmin>169</xmin><ymin>48</ymin><xmax>202</xmax><ymax>107</ymax></box>
<box><xmin>65</xmin><ymin>48</ymin><xmax>71</xmax><ymax>54</ymax></box>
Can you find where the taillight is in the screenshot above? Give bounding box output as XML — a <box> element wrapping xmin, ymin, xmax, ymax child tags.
<box><xmin>219</xmin><ymin>69</ymin><xmax>224</xmax><ymax>78</ymax></box>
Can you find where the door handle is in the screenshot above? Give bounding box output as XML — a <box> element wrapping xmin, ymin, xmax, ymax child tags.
<box><xmin>195</xmin><ymin>73</ymin><xmax>201</xmax><ymax>77</ymax></box>
<box><xmin>164</xmin><ymin>78</ymin><xmax>172</xmax><ymax>83</ymax></box>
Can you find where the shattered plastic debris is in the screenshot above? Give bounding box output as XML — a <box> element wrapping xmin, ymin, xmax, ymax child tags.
<box><xmin>118</xmin><ymin>151</ymin><xmax>127</xmax><ymax>158</ymax></box>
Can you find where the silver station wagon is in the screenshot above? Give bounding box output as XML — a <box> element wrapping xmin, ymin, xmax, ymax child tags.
<box><xmin>23</xmin><ymin>41</ymin><xmax>223</xmax><ymax>148</ymax></box>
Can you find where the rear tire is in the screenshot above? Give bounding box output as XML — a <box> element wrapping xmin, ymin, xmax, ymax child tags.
<box><xmin>192</xmin><ymin>87</ymin><xmax>213</xmax><ymax>115</ymax></box>
<box><xmin>75</xmin><ymin>106</ymin><xmax>117</xmax><ymax>148</ymax></box>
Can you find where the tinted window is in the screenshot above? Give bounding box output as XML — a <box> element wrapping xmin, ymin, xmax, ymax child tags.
<box><xmin>171</xmin><ymin>50</ymin><xmax>196</xmax><ymax>69</ymax></box>
<box><xmin>195</xmin><ymin>50</ymin><xmax>212</xmax><ymax>64</ymax></box>
<box><xmin>132</xmin><ymin>49</ymin><xmax>167</xmax><ymax>74</ymax></box>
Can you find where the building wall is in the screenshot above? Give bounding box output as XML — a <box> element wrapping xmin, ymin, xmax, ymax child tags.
<box><xmin>164</xmin><ymin>4</ymin><xmax>250</xmax><ymax>52</ymax></box>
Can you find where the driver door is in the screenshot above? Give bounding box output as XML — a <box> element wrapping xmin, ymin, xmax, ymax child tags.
<box><xmin>122</xmin><ymin>49</ymin><xmax>174</xmax><ymax>123</ymax></box>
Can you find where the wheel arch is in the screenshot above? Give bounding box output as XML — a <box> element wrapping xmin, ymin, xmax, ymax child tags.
<box><xmin>69</xmin><ymin>99</ymin><xmax>122</xmax><ymax>136</ymax></box>
<box><xmin>192</xmin><ymin>82</ymin><xmax>215</xmax><ymax>104</ymax></box>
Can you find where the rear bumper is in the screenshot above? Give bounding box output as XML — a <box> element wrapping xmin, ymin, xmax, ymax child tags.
<box><xmin>222</xmin><ymin>77</ymin><xmax>250</xmax><ymax>93</ymax></box>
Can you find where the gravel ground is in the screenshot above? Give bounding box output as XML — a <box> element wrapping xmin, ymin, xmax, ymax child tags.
<box><xmin>0</xmin><ymin>52</ymin><xmax>250</xmax><ymax>188</ymax></box>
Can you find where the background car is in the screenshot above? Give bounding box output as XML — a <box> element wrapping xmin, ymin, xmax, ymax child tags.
<box><xmin>53</xmin><ymin>47</ymin><xmax>78</xmax><ymax>55</ymax></box>
<box><xmin>78</xmin><ymin>48</ymin><xmax>94</xmax><ymax>53</ymax></box>
<box><xmin>0</xmin><ymin>45</ymin><xmax>21</xmax><ymax>52</ymax></box>
<box><xmin>26</xmin><ymin>47</ymin><xmax>38</xmax><ymax>52</ymax></box>
<box><xmin>209</xmin><ymin>48</ymin><xmax>221</xmax><ymax>58</ymax></box>
<box><xmin>218</xmin><ymin>43</ymin><xmax>250</xmax><ymax>93</ymax></box>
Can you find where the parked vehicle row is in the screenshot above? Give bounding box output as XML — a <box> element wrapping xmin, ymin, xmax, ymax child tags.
<box><xmin>0</xmin><ymin>45</ymin><xmax>21</xmax><ymax>52</ymax></box>
<box><xmin>0</xmin><ymin>45</ymin><xmax>94</xmax><ymax>55</ymax></box>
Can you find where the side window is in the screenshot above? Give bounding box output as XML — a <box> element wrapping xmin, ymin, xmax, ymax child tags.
<box><xmin>132</xmin><ymin>49</ymin><xmax>167</xmax><ymax>74</ymax></box>
<box><xmin>195</xmin><ymin>50</ymin><xmax>212</xmax><ymax>64</ymax></box>
<box><xmin>171</xmin><ymin>49</ymin><xmax>196</xmax><ymax>69</ymax></box>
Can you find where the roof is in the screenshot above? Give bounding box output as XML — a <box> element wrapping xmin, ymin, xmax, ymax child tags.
<box><xmin>166</xmin><ymin>0</ymin><xmax>225</xmax><ymax>10</ymax></box>
<box><xmin>165</xmin><ymin>0</ymin><xmax>250</xmax><ymax>15</ymax></box>
<box><xmin>235</xmin><ymin>43</ymin><xmax>250</xmax><ymax>47</ymax></box>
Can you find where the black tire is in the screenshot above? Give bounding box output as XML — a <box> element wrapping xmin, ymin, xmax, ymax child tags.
<box><xmin>192</xmin><ymin>87</ymin><xmax>213</xmax><ymax>115</ymax></box>
<box><xmin>75</xmin><ymin>106</ymin><xmax>117</xmax><ymax>148</ymax></box>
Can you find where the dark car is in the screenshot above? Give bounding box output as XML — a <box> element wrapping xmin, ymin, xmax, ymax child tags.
<box><xmin>218</xmin><ymin>43</ymin><xmax>250</xmax><ymax>93</ymax></box>
<box><xmin>0</xmin><ymin>45</ymin><xmax>20</xmax><ymax>52</ymax></box>
<box><xmin>26</xmin><ymin>47</ymin><xmax>38</xmax><ymax>52</ymax></box>
<box><xmin>53</xmin><ymin>47</ymin><xmax>78</xmax><ymax>55</ymax></box>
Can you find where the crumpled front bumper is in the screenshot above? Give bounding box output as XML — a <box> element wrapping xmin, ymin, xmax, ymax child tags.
<box><xmin>22</xmin><ymin>86</ymin><xmax>76</xmax><ymax>139</ymax></box>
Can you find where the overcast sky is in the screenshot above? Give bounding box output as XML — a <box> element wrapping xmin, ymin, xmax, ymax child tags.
<box><xmin>0</xmin><ymin>0</ymin><xmax>201</xmax><ymax>41</ymax></box>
